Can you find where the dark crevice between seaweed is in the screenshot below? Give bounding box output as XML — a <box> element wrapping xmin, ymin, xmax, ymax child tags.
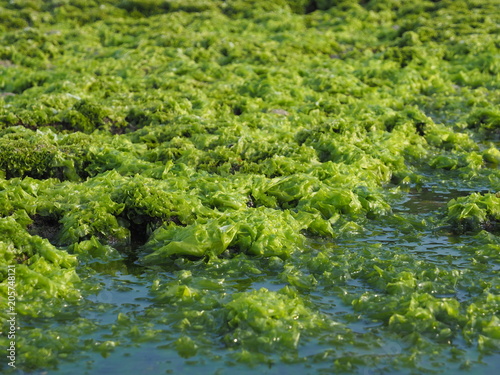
<box><xmin>303</xmin><ymin>0</ymin><xmax>370</xmax><ymax>14</ymax></box>
<box><xmin>233</xmin><ymin>106</ymin><xmax>243</xmax><ymax>116</ymax></box>
<box><xmin>246</xmin><ymin>195</ymin><xmax>256</xmax><ymax>208</ymax></box>
<box><xmin>127</xmin><ymin>215</ymin><xmax>164</xmax><ymax>247</ymax></box>
<box><xmin>124</xmin><ymin>213</ymin><xmax>183</xmax><ymax>244</ymax></box>
<box><xmin>230</xmin><ymin>163</ymin><xmax>242</xmax><ymax>174</ymax></box>
<box><xmin>15</xmin><ymin>252</ymin><xmax>30</xmax><ymax>264</ymax></box>
<box><xmin>415</xmin><ymin>121</ymin><xmax>426</xmax><ymax>136</ymax></box>
<box><xmin>27</xmin><ymin>214</ymin><xmax>62</xmax><ymax>245</ymax></box>
<box><xmin>449</xmin><ymin>217</ymin><xmax>500</xmax><ymax>235</ymax></box>
<box><xmin>304</xmin><ymin>1</ymin><xmax>318</xmax><ymax>14</ymax></box>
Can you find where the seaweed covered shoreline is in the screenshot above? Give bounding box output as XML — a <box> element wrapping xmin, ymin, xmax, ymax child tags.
<box><xmin>1</xmin><ymin>0</ymin><xmax>500</xmax><ymax>373</ymax></box>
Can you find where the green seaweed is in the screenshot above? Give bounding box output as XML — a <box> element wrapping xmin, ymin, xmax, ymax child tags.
<box><xmin>446</xmin><ymin>193</ymin><xmax>500</xmax><ymax>233</ymax></box>
<box><xmin>1</xmin><ymin>0</ymin><xmax>500</xmax><ymax>373</ymax></box>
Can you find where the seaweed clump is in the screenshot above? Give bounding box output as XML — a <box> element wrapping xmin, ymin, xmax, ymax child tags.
<box><xmin>1</xmin><ymin>0</ymin><xmax>500</xmax><ymax>373</ymax></box>
<box><xmin>446</xmin><ymin>192</ymin><xmax>500</xmax><ymax>234</ymax></box>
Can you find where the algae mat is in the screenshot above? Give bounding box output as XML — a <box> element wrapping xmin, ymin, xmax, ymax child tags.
<box><xmin>1</xmin><ymin>0</ymin><xmax>500</xmax><ymax>374</ymax></box>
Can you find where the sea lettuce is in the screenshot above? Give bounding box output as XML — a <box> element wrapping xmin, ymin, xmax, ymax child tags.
<box><xmin>446</xmin><ymin>193</ymin><xmax>500</xmax><ymax>233</ymax></box>
<box><xmin>0</xmin><ymin>216</ymin><xmax>80</xmax><ymax>319</ymax></box>
<box><xmin>222</xmin><ymin>287</ymin><xmax>334</xmax><ymax>352</ymax></box>
<box><xmin>1</xmin><ymin>0</ymin><xmax>500</xmax><ymax>373</ymax></box>
<box><xmin>142</xmin><ymin>207</ymin><xmax>306</xmax><ymax>262</ymax></box>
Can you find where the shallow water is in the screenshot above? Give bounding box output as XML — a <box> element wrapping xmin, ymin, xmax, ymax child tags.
<box><xmin>19</xmin><ymin>180</ymin><xmax>497</xmax><ymax>375</ymax></box>
<box><xmin>2</xmin><ymin>1</ymin><xmax>499</xmax><ymax>373</ymax></box>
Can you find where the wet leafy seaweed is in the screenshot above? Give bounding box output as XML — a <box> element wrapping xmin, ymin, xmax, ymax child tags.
<box><xmin>1</xmin><ymin>0</ymin><xmax>500</xmax><ymax>374</ymax></box>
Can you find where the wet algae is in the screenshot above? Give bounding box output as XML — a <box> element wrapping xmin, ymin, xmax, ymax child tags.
<box><xmin>1</xmin><ymin>0</ymin><xmax>500</xmax><ymax>374</ymax></box>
